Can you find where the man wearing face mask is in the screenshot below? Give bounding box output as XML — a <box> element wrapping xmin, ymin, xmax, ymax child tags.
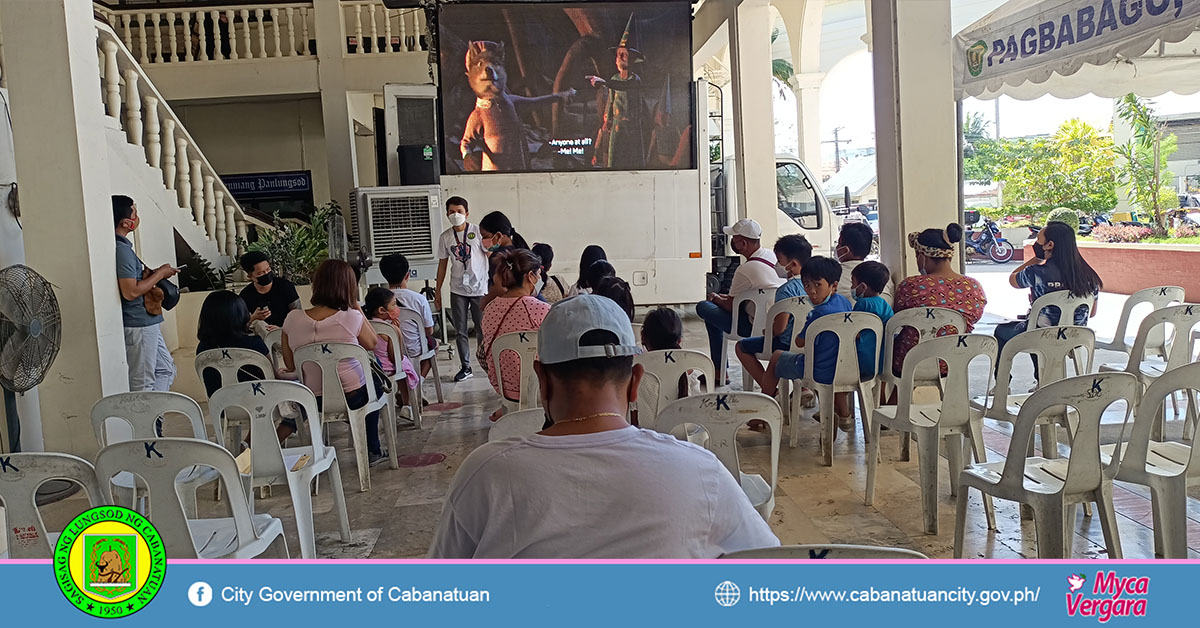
<box><xmin>238</xmin><ymin>251</ymin><xmax>301</xmax><ymax>330</ymax></box>
<box><xmin>428</xmin><ymin>295</ymin><xmax>778</xmax><ymax>558</ymax></box>
<box><xmin>437</xmin><ymin>196</ymin><xmax>490</xmax><ymax>382</ymax></box>
<box><xmin>695</xmin><ymin>219</ymin><xmax>785</xmax><ymax>374</ymax></box>
<box><xmin>114</xmin><ymin>195</ymin><xmax>179</xmax><ymax>392</ymax></box>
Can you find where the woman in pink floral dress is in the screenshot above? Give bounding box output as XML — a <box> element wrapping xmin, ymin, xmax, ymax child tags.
<box><xmin>892</xmin><ymin>223</ymin><xmax>988</xmax><ymax>376</ymax></box>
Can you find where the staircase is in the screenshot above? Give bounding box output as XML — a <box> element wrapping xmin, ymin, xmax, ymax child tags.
<box><xmin>96</xmin><ymin>20</ymin><xmax>265</xmax><ymax>269</ymax></box>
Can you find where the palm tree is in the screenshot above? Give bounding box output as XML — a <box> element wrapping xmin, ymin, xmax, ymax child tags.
<box><xmin>771</xmin><ymin>28</ymin><xmax>794</xmax><ymax>97</ymax></box>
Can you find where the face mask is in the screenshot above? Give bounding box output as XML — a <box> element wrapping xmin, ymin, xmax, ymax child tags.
<box><xmin>448</xmin><ymin>213</ymin><xmax>467</xmax><ymax>227</ymax></box>
<box><xmin>1032</xmin><ymin>242</ymin><xmax>1046</xmax><ymax>259</ymax></box>
<box><xmin>853</xmin><ymin>284</ymin><xmax>866</xmax><ymax>300</ymax></box>
<box><xmin>775</xmin><ymin>263</ymin><xmax>788</xmax><ymax>278</ymax></box>
<box><xmin>255</xmin><ymin>273</ymin><xmax>273</xmax><ymax>286</ymax></box>
<box><xmin>836</xmin><ymin>245</ymin><xmax>851</xmax><ymax>262</ymax></box>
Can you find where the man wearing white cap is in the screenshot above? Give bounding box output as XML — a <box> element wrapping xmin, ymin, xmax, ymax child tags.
<box><xmin>428</xmin><ymin>295</ymin><xmax>778</xmax><ymax>558</ymax></box>
<box><xmin>696</xmin><ymin>218</ymin><xmax>785</xmax><ymax>374</ymax></box>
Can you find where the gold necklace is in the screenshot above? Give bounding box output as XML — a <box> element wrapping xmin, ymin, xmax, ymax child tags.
<box><xmin>556</xmin><ymin>412</ymin><xmax>625</xmax><ymax>424</ymax></box>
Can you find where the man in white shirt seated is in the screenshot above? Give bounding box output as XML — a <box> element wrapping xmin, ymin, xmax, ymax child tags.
<box><xmin>696</xmin><ymin>219</ymin><xmax>786</xmax><ymax>374</ymax></box>
<box><xmin>835</xmin><ymin>222</ymin><xmax>893</xmax><ymax>305</ymax></box>
<box><xmin>428</xmin><ymin>295</ymin><xmax>780</xmax><ymax>558</ymax></box>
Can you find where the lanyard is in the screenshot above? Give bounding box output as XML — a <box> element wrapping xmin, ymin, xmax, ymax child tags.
<box><xmin>453</xmin><ymin>224</ymin><xmax>470</xmax><ymax>248</ymax></box>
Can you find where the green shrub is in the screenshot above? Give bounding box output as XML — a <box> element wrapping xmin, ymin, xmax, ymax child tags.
<box><xmin>1046</xmin><ymin>207</ymin><xmax>1080</xmax><ymax>229</ymax></box>
<box><xmin>239</xmin><ymin>203</ymin><xmax>335</xmax><ymax>285</ymax></box>
<box><xmin>1091</xmin><ymin>224</ymin><xmax>1152</xmax><ymax>243</ymax></box>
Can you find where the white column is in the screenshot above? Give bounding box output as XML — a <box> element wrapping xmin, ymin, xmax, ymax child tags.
<box><xmin>101</xmin><ymin>40</ymin><xmax>120</xmax><ymax>117</ymax></box>
<box><xmin>214</xmin><ymin>190</ymin><xmax>227</xmax><ymax>254</ymax></box>
<box><xmin>226</xmin><ymin>10</ymin><xmax>239</xmax><ymax>60</ymax></box>
<box><xmin>871</xmin><ymin>0</ymin><xmax>959</xmax><ymax>278</ymax></box>
<box><xmin>241</xmin><ymin>9</ymin><xmax>253</xmax><ymax>59</ymax></box>
<box><xmin>1</xmin><ymin>0</ymin><xmax>131</xmax><ymax>454</ymax></box>
<box><xmin>235</xmin><ymin>218</ymin><xmax>249</xmax><ymax>255</ymax></box>
<box><xmin>315</xmin><ymin>0</ymin><xmax>359</xmax><ymax>209</ymax></box>
<box><xmin>136</xmin><ymin>12</ymin><xmax>148</xmax><ymax>63</ymax></box>
<box><xmin>256</xmin><ymin>9</ymin><xmax>267</xmax><ymax>58</ymax></box>
<box><xmin>195</xmin><ymin>10</ymin><xmax>208</xmax><ymax>62</ymax></box>
<box><xmin>123</xmin><ymin>70</ymin><xmax>142</xmax><ymax>146</ymax></box>
<box><xmin>353</xmin><ymin>4</ymin><xmax>364</xmax><ymax>54</ymax></box>
<box><xmin>286</xmin><ymin>7</ymin><xmax>297</xmax><ymax>56</ymax></box>
<box><xmin>271</xmin><ymin>9</ymin><xmax>282</xmax><ymax>57</ymax></box>
<box><xmin>151</xmin><ymin>12</ymin><xmax>163</xmax><ymax>63</ymax></box>
<box><xmin>176</xmin><ymin>139</ymin><xmax>192</xmax><ymax>211</ymax></box>
<box><xmin>300</xmin><ymin>7</ymin><xmax>311</xmax><ymax>55</ymax></box>
<box><xmin>162</xmin><ymin>118</ymin><xmax>176</xmax><ymax>190</ymax></box>
<box><xmin>144</xmin><ymin>96</ymin><xmax>161</xmax><ymax>167</ymax></box>
<box><xmin>727</xmin><ymin>0</ymin><xmax>778</xmax><ymax>243</ymax></box>
<box><xmin>167</xmin><ymin>12</ymin><xmax>179</xmax><ymax>63</ymax></box>
<box><xmin>203</xmin><ymin>175</ymin><xmax>217</xmax><ymax>240</ymax></box>
<box><xmin>776</xmin><ymin>0</ymin><xmax>826</xmax><ymax>172</ymax></box>
<box><xmin>225</xmin><ymin>204</ymin><xmax>238</xmax><ymax>256</ymax></box>
<box><xmin>191</xmin><ymin>160</ymin><xmax>205</xmax><ymax>228</ymax></box>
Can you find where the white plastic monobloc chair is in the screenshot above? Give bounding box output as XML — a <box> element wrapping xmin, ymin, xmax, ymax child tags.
<box><xmin>656</xmin><ymin>392</ymin><xmax>782</xmax><ymax>519</ymax></box>
<box><xmin>721</xmin><ymin>544</ymin><xmax>929</xmax><ymax>559</ymax></box>
<box><xmin>755</xmin><ymin>296</ymin><xmax>811</xmax><ymax>423</ymax></box>
<box><xmin>789</xmin><ymin>312</ymin><xmax>883</xmax><ymax>463</ymax></box>
<box><xmin>972</xmin><ymin>326</ymin><xmax>1095</xmax><ymax>461</ymax></box>
<box><xmin>262</xmin><ymin>327</ymin><xmax>285</xmax><ymax>372</ymax></box>
<box><xmin>294</xmin><ymin>342</ymin><xmax>399</xmax><ymax>492</ymax></box>
<box><xmin>369</xmin><ymin>321</ymin><xmax>417</xmax><ymax>428</ymax></box>
<box><xmin>1096</xmin><ymin>286</ymin><xmax>1184</xmax><ymax>354</ymax></box>
<box><xmin>94</xmin><ymin>438</ymin><xmax>289</xmax><ymax>559</ymax></box>
<box><xmin>867</xmin><ymin>334</ymin><xmax>998</xmax><ymax>535</ymax></box>
<box><xmin>393</xmin><ymin>305</ymin><xmax>445</xmax><ymax>404</ymax></box>
<box><xmin>954</xmin><ymin>372</ymin><xmax>1138</xmax><ymax>559</ymax></box>
<box><xmin>491</xmin><ymin>330</ymin><xmax>541</xmax><ymax>412</ymax></box>
<box><xmin>1028</xmin><ymin>290</ymin><xmax>1095</xmax><ymax>331</ymax></box>
<box><xmin>1100</xmin><ymin>304</ymin><xmax>1200</xmax><ymax>440</ymax></box>
<box><xmin>1101</xmin><ymin>361</ymin><xmax>1200</xmax><ymax>558</ymax></box>
<box><xmin>195</xmin><ymin>347</ymin><xmax>278</xmax><ymax>444</ymax></box>
<box><xmin>0</xmin><ymin>453</ymin><xmax>107</xmax><ymax>559</ymax></box>
<box><xmin>90</xmin><ymin>391</ymin><xmax>220</xmax><ymax>516</ymax></box>
<box><xmin>634</xmin><ymin>349</ymin><xmax>715</xmax><ymax>429</ymax></box>
<box><xmin>209</xmin><ymin>381</ymin><xmax>351</xmax><ymax>559</ymax></box>
<box><xmin>488</xmin><ymin>408</ymin><xmax>547</xmax><ymax>442</ymax></box>
<box><xmin>720</xmin><ymin>287</ymin><xmax>777</xmax><ymax>387</ymax></box>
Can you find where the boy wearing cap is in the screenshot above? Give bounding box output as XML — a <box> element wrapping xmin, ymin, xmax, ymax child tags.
<box><xmin>428</xmin><ymin>295</ymin><xmax>779</xmax><ymax>558</ymax></box>
<box><xmin>696</xmin><ymin>218</ymin><xmax>786</xmax><ymax>374</ymax></box>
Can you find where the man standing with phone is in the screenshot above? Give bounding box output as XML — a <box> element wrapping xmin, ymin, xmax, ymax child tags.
<box><xmin>113</xmin><ymin>195</ymin><xmax>178</xmax><ymax>392</ymax></box>
<box><xmin>238</xmin><ymin>250</ymin><xmax>301</xmax><ymax>329</ymax></box>
<box><xmin>435</xmin><ymin>196</ymin><xmax>489</xmax><ymax>382</ymax></box>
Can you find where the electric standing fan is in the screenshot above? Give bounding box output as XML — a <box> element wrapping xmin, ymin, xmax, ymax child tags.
<box><xmin>0</xmin><ymin>264</ymin><xmax>61</xmax><ymax>453</ymax></box>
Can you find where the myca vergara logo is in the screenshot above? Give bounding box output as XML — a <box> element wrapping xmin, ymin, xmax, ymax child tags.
<box><xmin>966</xmin><ymin>40</ymin><xmax>988</xmax><ymax>77</ymax></box>
<box><xmin>54</xmin><ymin>506</ymin><xmax>166</xmax><ymax>618</ymax></box>
<box><xmin>1065</xmin><ymin>571</ymin><xmax>1148</xmax><ymax>622</ymax></box>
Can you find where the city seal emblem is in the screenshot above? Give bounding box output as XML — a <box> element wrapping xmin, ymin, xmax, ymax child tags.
<box><xmin>54</xmin><ymin>506</ymin><xmax>166</xmax><ymax>618</ymax></box>
<box><xmin>966</xmin><ymin>40</ymin><xmax>988</xmax><ymax>77</ymax></box>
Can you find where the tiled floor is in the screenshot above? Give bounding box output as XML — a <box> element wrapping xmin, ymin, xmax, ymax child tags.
<box><xmin>9</xmin><ymin>265</ymin><xmax>1199</xmax><ymax>560</ymax></box>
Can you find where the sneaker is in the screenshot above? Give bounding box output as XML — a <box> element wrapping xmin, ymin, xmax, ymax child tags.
<box><xmin>453</xmin><ymin>366</ymin><xmax>473</xmax><ymax>382</ymax></box>
<box><xmin>836</xmin><ymin>414</ymin><xmax>855</xmax><ymax>433</ymax></box>
<box><xmin>368</xmin><ymin>450</ymin><xmax>389</xmax><ymax>467</ymax></box>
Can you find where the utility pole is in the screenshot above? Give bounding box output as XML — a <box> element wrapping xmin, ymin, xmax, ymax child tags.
<box><xmin>994</xmin><ymin>99</ymin><xmax>1001</xmax><ymax>138</ymax></box>
<box><xmin>823</xmin><ymin>127</ymin><xmax>851</xmax><ymax>172</ymax></box>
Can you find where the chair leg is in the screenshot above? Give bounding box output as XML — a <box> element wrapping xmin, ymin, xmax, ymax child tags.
<box><xmin>777</xmin><ymin>379</ymin><xmax>791</xmax><ymax>433</ymax></box>
<box><xmin>819</xmin><ymin>388</ymin><xmax>835</xmax><ymax>467</ymax></box>
<box><xmin>864</xmin><ymin>419</ymin><xmax>883</xmax><ymax>506</ymax></box>
<box><xmin>1063</xmin><ymin>502</ymin><xmax>1078</xmax><ymax>543</ymax></box>
<box><xmin>182</xmin><ymin>484</ymin><xmax>199</xmax><ymax>519</ymax></box>
<box><xmin>858</xmin><ymin>382</ymin><xmax>874</xmax><ymax>443</ymax></box>
<box><xmin>327</xmin><ymin>459</ymin><xmax>352</xmax><ymax>543</ymax></box>
<box><xmin>1039</xmin><ymin>422</ymin><xmax>1059</xmax><ymax>460</ymax></box>
<box><xmin>431</xmin><ymin>356</ymin><xmax>445</xmax><ymax>404</ymax></box>
<box><xmin>966</xmin><ymin>421</ymin><xmax>997</xmax><ymax>530</ymax></box>
<box><xmin>1182</xmin><ymin>390</ymin><xmax>1198</xmax><ymax>443</ymax></box>
<box><xmin>411</xmin><ymin>381</ymin><xmax>423</xmax><ymax>430</ymax></box>
<box><xmin>384</xmin><ymin>404</ymin><xmax>399</xmax><ymax>470</ymax></box>
<box><xmin>953</xmin><ymin>487</ymin><xmax>970</xmax><ymax>558</ymax></box>
<box><xmin>945</xmin><ymin>432</ymin><xmax>964</xmax><ymax>498</ymax></box>
<box><xmin>1033</xmin><ymin>502</ymin><xmax>1068</xmax><ymax>559</ymax></box>
<box><xmin>900</xmin><ymin>433</ymin><xmax>911</xmax><ymax>461</ymax></box>
<box><xmin>269</xmin><ymin>533</ymin><xmax>291</xmax><ymax>559</ymax></box>
<box><xmin>915</xmin><ymin>429</ymin><xmax>940</xmax><ymax>535</ymax></box>
<box><xmin>348</xmin><ymin>415</ymin><xmax>370</xmax><ymax>492</ymax></box>
<box><xmin>1095</xmin><ymin>483</ymin><xmax>1123</xmax><ymax>559</ymax></box>
<box><xmin>788</xmin><ymin>381</ymin><xmax>802</xmax><ymax>449</ymax></box>
<box><xmin>289</xmin><ymin>476</ymin><xmax>317</xmax><ymax>559</ymax></box>
<box><xmin>1150</xmin><ymin>483</ymin><xmax>1187</xmax><ymax>558</ymax></box>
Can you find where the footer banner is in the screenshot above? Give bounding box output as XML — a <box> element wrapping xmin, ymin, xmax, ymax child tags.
<box><xmin>0</xmin><ymin>560</ymin><xmax>1190</xmax><ymax>625</ymax></box>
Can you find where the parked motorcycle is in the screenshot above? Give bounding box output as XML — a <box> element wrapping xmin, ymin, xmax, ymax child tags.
<box><xmin>964</xmin><ymin>218</ymin><xmax>1014</xmax><ymax>263</ymax></box>
<box><xmin>1028</xmin><ymin>214</ymin><xmax>1111</xmax><ymax>238</ymax></box>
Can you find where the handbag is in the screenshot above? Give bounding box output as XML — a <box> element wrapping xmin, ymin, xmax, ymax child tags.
<box><xmin>157</xmin><ymin>276</ymin><xmax>180</xmax><ymax>311</ymax></box>
<box><xmin>141</xmin><ymin>265</ymin><xmax>180</xmax><ymax>315</ymax></box>
<box><xmin>477</xmin><ymin>297</ymin><xmax>527</xmax><ymax>375</ymax></box>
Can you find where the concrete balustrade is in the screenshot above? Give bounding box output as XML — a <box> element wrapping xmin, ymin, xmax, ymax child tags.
<box><xmin>341</xmin><ymin>1</ymin><xmax>427</xmax><ymax>54</ymax></box>
<box><xmin>102</xmin><ymin>3</ymin><xmax>315</xmax><ymax>64</ymax></box>
<box><xmin>95</xmin><ymin>22</ymin><xmax>261</xmax><ymax>260</ymax></box>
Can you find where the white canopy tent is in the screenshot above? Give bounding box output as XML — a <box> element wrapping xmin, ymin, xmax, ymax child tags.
<box><xmin>955</xmin><ymin>0</ymin><xmax>1200</xmax><ymax>100</ymax></box>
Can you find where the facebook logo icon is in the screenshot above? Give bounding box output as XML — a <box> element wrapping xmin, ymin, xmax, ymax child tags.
<box><xmin>188</xmin><ymin>581</ymin><xmax>213</xmax><ymax>607</ymax></box>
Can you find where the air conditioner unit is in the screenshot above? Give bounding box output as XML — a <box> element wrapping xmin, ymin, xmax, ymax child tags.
<box><xmin>353</xmin><ymin>185</ymin><xmax>443</xmax><ymax>286</ymax></box>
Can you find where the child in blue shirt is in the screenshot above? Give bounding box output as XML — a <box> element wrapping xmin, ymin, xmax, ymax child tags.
<box><xmin>735</xmin><ymin>234</ymin><xmax>813</xmax><ymax>386</ymax></box>
<box><xmin>760</xmin><ymin>257</ymin><xmax>854</xmax><ymax>427</ymax></box>
<box><xmin>850</xmin><ymin>261</ymin><xmax>894</xmax><ymax>379</ymax></box>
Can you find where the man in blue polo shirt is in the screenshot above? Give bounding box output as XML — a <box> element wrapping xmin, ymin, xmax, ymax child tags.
<box><xmin>114</xmin><ymin>195</ymin><xmax>178</xmax><ymax>392</ymax></box>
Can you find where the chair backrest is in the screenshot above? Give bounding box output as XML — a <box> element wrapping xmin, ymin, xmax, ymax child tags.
<box><xmin>756</xmin><ymin>296</ymin><xmax>812</xmax><ymax>357</ymax></box>
<box><xmin>656</xmin><ymin>393</ymin><xmax>781</xmax><ymax>495</ymax></box>
<box><xmin>93</xmin><ymin>438</ymin><xmax>261</xmax><ymax>559</ymax></box>
<box><xmin>1122</xmin><ymin>361</ymin><xmax>1200</xmax><ymax>477</ymax></box>
<box><xmin>263</xmin><ymin>327</ymin><xmax>285</xmax><ymax>370</ymax></box>
<box><xmin>881</xmin><ymin>307</ymin><xmax>968</xmax><ymax>381</ymax></box>
<box><xmin>634</xmin><ymin>349</ymin><xmax>715</xmax><ymax>428</ymax></box>
<box><xmin>1107</xmin><ymin>286</ymin><xmax>1184</xmax><ymax>352</ymax></box>
<box><xmin>209</xmin><ymin>381</ymin><xmax>326</xmax><ymax>481</ymax></box>
<box><xmin>1127</xmin><ymin>304</ymin><xmax>1200</xmax><ymax>374</ymax></box>
<box><xmin>895</xmin><ymin>334</ymin><xmax>996</xmax><ymax>427</ymax></box>
<box><xmin>0</xmin><ymin>453</ymin><xmax>106</xmax><ymax>559</ymax></box>
<box><xmin>802</xmin><ymin>312</ymin><xmax>883</xmax><ymax>386</ymax></box>
<box><xmin>731</xmin><ymin>287</ymin><xmax>778</xmax><ymax>340</ymax></box>
<box><xmin>90</xmin><ymin>391</ymin><xmax>208</xmax><ymax>448</ymax></box>
<box><xmin>1001</xmin><ymin>372</ymin><xmax>1138</xmax><ymax>496</ymax></box>
<box><xmin>293</xmin><ymin>342</ymin><xmax>381</xmax><ymax>415</ymax></box>
<box><xmin>721</xmin><ymin>544</ymin><xmax>929</xmax><ymax>559</ymax></box>
<box><xmin>391</xmin><ymin>307</ymin><xmax>428</xmax><ymax>359</ymax></box>
<box><xmin>194</xmin><ymin>348</ymin><xmax>276</xmax><ymax>399</ymax></box>
<box><xmin>369</xmin><ymin>320</ymin><xmax>407</xmax><ymax>367</ymax></box>
<box><xmin>1029</xmin><ymin>290</ymin><xmax>1094</xmax><ymax>329</ymax></box>
<box><xmin>491</xmin><ymin>331</ymin><xmax>541</xmax><ymax>410</ymax></box>
<box><xmin>991</xmin><ymin>326</ymin><xmax>1095</xmax><ymax>408</ymax></box>
<box><xmin>488</xmin><ymin>409</ymin><xmax>546</xmax><ymax>442</ymax></box>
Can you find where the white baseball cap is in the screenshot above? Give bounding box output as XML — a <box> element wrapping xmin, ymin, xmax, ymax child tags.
<box><xmin>722</xmin><ymin>218</ymin><xmax>763</xmax><ymax>239</ymax></box>
<box><xmin>537</xmin><ymin>295</ymin><xmax>642</xmax><ymax>365</ymax></box>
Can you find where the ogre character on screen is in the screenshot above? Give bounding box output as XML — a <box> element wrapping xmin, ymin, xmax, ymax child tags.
<box><xmin>461</xmin><ymin>40</ymin><xmax>576</xmax><ymax>172</ymax></box>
